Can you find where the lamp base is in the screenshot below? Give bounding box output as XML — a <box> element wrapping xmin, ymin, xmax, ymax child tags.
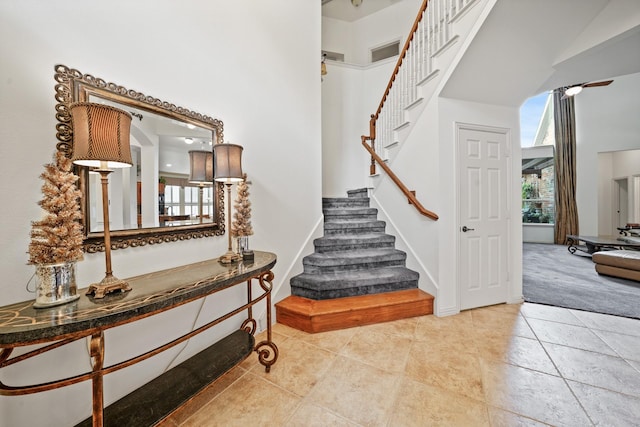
<box><xmin>218</xmin><ymin>250</ymin><xmax>242</xmax><ymax>264</ymax></box>
<box><xmin>86</xmin><ymin>274</ymin><xmax>132</xmax><ymax>299</ymax></box>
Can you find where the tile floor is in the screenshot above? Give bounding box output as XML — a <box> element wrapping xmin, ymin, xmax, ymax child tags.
<box><xmin>161</xmin><ymin>303</ymin><xmax>640</xmax><ymax>426</ymax></box>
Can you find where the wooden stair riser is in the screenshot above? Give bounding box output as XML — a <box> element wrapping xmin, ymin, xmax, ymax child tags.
<box><xmin>276</xmin><ymin>289</ymin><xmax>434</xmax><ymax>333</ymax></box>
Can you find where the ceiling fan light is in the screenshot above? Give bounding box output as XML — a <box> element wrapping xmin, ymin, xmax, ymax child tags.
<box><xmin>565</xmin><ymin>86</ymin><xmax>583</xmax><ymax>97</ymax></box>
<box><xmin>351</xmin><ymin>0</ymin><xmax>363</xmax><ymax>7</ymax></box>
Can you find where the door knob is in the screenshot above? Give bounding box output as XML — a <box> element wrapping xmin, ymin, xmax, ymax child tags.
<box><xmin>462</xmin><ymin>226</ymin><xmax>475</xmax><ymax>232</ymax></box>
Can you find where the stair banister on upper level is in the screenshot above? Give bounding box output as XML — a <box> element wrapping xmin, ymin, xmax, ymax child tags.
<box><xmin>372</xmin><ymin>0</ymin><xmax>429</xmax><ymax>126</ymax></box>
<box><xmin>363</xmin><ymin>0</ymin><xmax>429</xmax><ymax>175</ymax></box>
<box><xmin>361</xmin><ymin>138</ymin><xmax>438</xmax><ymax>221</ymax></box>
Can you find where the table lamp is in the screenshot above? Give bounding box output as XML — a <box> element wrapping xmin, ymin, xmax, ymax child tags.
<box><xmin>213</xmin><ymin>143</ymin><xmax>244</xmax><ymax>263</ymax></box>
<box><xmin>70</xmin><ymin>102</ymin><xmax>133</xmax><ymax>298</ymax></box>
<box><xmin>188</xmin><ymin>150</ymin><xmax>213</xmax><ymax>223</ymax></box>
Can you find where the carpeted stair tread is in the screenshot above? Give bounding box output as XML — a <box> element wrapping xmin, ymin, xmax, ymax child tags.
<box><xmin>323</xmin><ymin>207</ymin><xmax>379</xmax><ymax>219</ymax></box>
<box><xmin>346</xmin><ymin>188</ymin><xmax>368</xmax><ymax>198</ymax></box>
<box><xmin>304</xmin><ymin>248</ymin><xmax>406</xmax><ymax>263</ymax></box>
<box><xmin>314</xmin><ymin>233</ymin><xmax>395</xmax><ymax>252</ymax></box>
<box><xmin>291</xmin><ymin>267</ymin><xmax>419</xmax><ymax>299</ymax></box>
<box><xmin>322</xmin><ymin>198</ymin><xmax>370</xmax><ymax>208</ymax></box>
<box><xmin>302</xmin><ymin>248</ymin><xmax>406</xmax><ymax>273</ymax></box>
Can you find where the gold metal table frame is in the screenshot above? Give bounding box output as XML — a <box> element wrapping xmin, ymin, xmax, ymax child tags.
<box><xmin>0</xmin><ymin>251</ymin><xmax>278</xmax><ymax>426</ymax></box>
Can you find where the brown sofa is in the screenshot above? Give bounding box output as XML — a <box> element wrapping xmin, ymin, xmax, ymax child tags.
<box><xmin>592</xmin><ymin>250</ymin><xmax>640</xmax><ymax>281</ymax></box>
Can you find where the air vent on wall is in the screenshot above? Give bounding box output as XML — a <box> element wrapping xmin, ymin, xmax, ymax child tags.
<box><xmin>371</xmin><ymin>41</ymin><xmax>400</xmax><ymax>63</ymax></box>
<box><xmin>322</xmin><ymin>50</ymin><xmax>345</xmax><ymax>62</ymax></box>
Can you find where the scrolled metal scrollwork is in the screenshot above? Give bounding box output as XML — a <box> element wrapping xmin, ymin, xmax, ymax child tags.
<box><xmin>257</xmin><ymin>271</ymin><xmax>274</xmax><ymax>292</ymax></box>
<box><xmin>254</xmin><ymin>340</ymin><xmax>279</xmax><ymax>373</ymax></box>
<box><xmin>241</xmin><ymin>318</ymin><xmax>257</xmax><ymax>335</ymax></box>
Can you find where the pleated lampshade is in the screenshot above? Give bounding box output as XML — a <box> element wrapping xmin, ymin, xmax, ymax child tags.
<box><xmin>188</xmin><ymin>150</ymin><xmax>213</xmax><ymax>184</ymax></box>
<box><xmin>213</xmin><ymin>143</ymin><xmax>244</xmax><ymax>183</ymax></box>
<box><xmin>70</xmin><ymin>102</ymin><xmax>133</xmax><ymax>169</ymax></box>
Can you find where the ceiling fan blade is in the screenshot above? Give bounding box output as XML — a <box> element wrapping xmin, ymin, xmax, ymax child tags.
<box><xmin>583</xmin><ymin>80</ymin><xmax>613</xmax><ymax>88</ymax></box>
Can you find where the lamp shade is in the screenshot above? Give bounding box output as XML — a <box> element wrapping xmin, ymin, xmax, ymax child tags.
<box><xmin>70</xmin><ymin>102</ymin><xmax>133</xmax><ymax>169</ymax></box>
<box><xmin>188</xmin><ymin>150</ymin><xmax>213</xmax><ymax>184</ymax></box>
<box><xmin>213</xmin><ymin>143</ymin><xmax>244</xmax><ymax>183</ymax></box>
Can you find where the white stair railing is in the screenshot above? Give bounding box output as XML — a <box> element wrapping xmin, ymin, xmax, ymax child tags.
<box><xmin>365</xmin><ymin>0</ymin><xmax>477</xmax><ymax>158</ymax></box>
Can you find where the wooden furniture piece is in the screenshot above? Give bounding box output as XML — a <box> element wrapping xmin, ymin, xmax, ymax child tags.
<box><xmin>0</xmin><ymin>251</ymin><xmax>278</xmax><ymax>427</ymax></box>
<box><xmin>566</xmin><ymin>235</ymin><xmax>640</xmax><ymax>255</ymax></box>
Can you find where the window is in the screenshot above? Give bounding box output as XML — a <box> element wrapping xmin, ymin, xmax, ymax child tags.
<box><xmin>522</xmin><ymin>153</ymin><xmax>555</xmax><ymax>224</ymax></box>
<box><xmin>165</xmin><ymin>184</ymin><xmax>213</xmax><ymax>218</ymax></box>
<box><xmin>164</xmin><ymin>185</ymin><xmax>181</xmax><ymax>216</ymax></box>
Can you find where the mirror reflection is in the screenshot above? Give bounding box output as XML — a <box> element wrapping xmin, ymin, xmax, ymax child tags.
<box><xmin>86</xmin><ymin>98</ymin><xmax>214</xmax><ymax>232</ymax></box>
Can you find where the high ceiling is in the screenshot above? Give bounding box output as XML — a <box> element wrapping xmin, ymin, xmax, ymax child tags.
<box><xmin>322</xmin><ymin>0</ymin><xmax>407</xmax><ymax>22</ymax></box>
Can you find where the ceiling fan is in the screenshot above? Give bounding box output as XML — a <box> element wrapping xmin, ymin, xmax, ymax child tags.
<box><xmin>562</xmin><ymin>79</ymin><xmax>613</xmax><ymax>99</ymax></box>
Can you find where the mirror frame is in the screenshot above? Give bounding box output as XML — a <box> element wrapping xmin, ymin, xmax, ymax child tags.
<box><xmin>53</xmin><ymin>64</ymin><xmax>225</xmax><ymax>253</ymax></box>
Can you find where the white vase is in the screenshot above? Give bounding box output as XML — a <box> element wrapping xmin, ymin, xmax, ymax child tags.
<box><xmin>33</xmin><ymin>262</ymin><xmax>80</xmax><ymax>308</ymax></box>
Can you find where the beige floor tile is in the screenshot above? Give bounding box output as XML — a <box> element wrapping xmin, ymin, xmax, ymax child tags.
<box><xmin>305</xmin><ymin>355</ymin><xmax>400</xmax><ymax>426</ymax></box>
<box><xmin>339</xmin><ymin>328</ymin><xmax>412</xmax><ymax>373</ymax></box>
<box><xmin>592</xmin><ymin>329</ymin><xmax>640</xmax><ymax>362</ymax></box>
<box><xmin>543</xmin><ymin>342</ymin><xmax>640</xmax><ymax>397</ymax></box>
<box><xmin>180</xmin><ymin>373</ymin><xmax>301</xmax><ymax>427</ymax></box>
<box><xmin>415</xmin><ymin>309</ymin><xmax>474</xmax><ymax>333</ymax></box>
<box><xmin>480</xmin><ymin>359</ymin><xmax>590</xmax><ymax>426</ymax></box>
<box><xmin>248</xmin><ymin>338</ymin><xmax>336</xmax><ymax>396</ymax></box>
<box><xmin>357</xmin><ymin>316</ymin><xmax>418</xmax><ymax>339</ymax></box>
<box><xmin>483</xmin><ymin>302</ymin><xmax>524</xmax><ymax>315</ymax></box>
<box><xmin>389</xmin><ymin>377</ymin><xmax>490</xmax><ymax>426</ymax></box>
<box><xmin>294</xmin><ymin>327</ymin><xmax>359</xmax><ymax>353</ymax></box>
<box><xmin>285</xmin><ymin>403</ymin><xmax>360</xmax><ymax>427</ymax></box>
<box><xmin>520</xmin><ymin>302</ymin><xmax>585</xmax><ymax>326</ymax></box>
<box><xmin>569</xmin><ymin>310</ymin><xmax>640</xmax><ymax>337</ymax></box>
<box><xmin>527</xmin><ymin>318</ymin><xmax>617</xmax><ymax>356</ymax></box>
<box><xmin>413</xmin><ymin>323</ymin><xmax>479</xmax><ymax>354</ymax></box>
<box><xmin>473</xmin><ymin>333</ymin><xmax>558</xmax><ymax>376</ymax></box>
<box><xmin>272</xmin><ymin>322</ymin><xmax>308</xmax><ymax>338</ymax></box>
<box><xmin>405</xmin><ymin>339</ymin><xmax>484</xmax><ymax>401</ymax></box>
<box><xmin>471</xmin><ymin>308</ymin><xmax>536</xmax><ymax>339</ymax></box>
<box><xmin>487</xmin><ymin>407</ymin><xmax>550</xmax><ymax>426</ymax></box>
<box><xmin>569</xmin><ymin>380</ymin><xmax>640</xmax><ymax>427</ymax></box>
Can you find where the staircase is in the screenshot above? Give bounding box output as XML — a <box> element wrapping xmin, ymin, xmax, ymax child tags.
<box><xmin>276</xmin><ymin>189</ymin><xmax>433</xmax><ymax>333</ymax></box>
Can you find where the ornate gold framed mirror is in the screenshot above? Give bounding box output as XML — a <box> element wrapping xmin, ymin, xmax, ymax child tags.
<box><xmin>54</xmin><ymin>64</ymin><xmax>225</xmax><ymax>252</ymax></box>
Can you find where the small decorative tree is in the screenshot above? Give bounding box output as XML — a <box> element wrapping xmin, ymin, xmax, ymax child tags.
<box><xmin>28</xmin><ymin>150</ymin><xmax>84</xmax><ymax>265</ymax></box>
<box><xmin>231</xmin><ymin>174</ymin><xmax>253</xmax><ymax>259</ymax></box>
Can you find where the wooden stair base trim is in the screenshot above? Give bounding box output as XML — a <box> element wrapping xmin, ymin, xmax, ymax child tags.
<box><xmin>275</xmin><ymin>289</ymin><xmax>434</xmax><ymax>333</ymax></box>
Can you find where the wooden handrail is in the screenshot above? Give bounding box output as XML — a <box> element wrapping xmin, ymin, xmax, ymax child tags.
<box><xmin>373</xmin><ymin>0</ymin><xmax>429</xmax><ymax>122</ymax></box>
<box><xmin>362</xmin><ymin>137</ymin><xmax>438</xmax><ymax>221</ymax></box>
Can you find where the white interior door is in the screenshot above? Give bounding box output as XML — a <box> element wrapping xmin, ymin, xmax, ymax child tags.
<box><xmin>458</xmin><ymin>125</ymin><xmax>509</xmax><ymax>310</ymax></box>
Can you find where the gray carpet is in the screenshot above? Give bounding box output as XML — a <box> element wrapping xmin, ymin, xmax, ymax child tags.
<box><xmin>523</xmin><ymin>243</ymin><xmax>640</xmax><ymax>319</ymax></box>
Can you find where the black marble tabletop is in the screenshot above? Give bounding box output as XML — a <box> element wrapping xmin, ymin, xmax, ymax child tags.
<box><xmin>0</xmin><ymin>251</ymin><xmax>276</xmax><ymax>346</ymax></box>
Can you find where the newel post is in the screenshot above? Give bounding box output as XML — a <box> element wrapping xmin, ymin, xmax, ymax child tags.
<box><xmin>369</xmin><ymin>114</ymin><xmax>376</xmax><ymax>175</ymax></box>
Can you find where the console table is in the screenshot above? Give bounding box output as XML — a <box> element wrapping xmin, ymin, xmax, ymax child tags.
<box><xmin>0</xmin><ymin>251</ymin><xmax>278</xmax><ymax>427</ymax></box>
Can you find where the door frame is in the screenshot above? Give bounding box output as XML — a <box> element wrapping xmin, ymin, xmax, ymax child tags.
<box><xmin>454</xmin><ymin>122</ymin><xmax>515</xmax><ymax>311</ymax></box>
<box><xmin>612</xmin><ymin>177</ymin><xmax>629</xmax><ymax>233</ymax></box>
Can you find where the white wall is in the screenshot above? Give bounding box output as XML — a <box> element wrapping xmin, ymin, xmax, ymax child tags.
<box><xmin>321</xmin><ymin>0</ymin><xmax>420</xmax><ymax>197</ymax></box>
<box><xmin>598</xmin><ymin>149</ymin><xmax>640</xmax><ymax>235</ymax></box>
<box><xmin>0</xmin><ymin>1</ymin><xmax>321</xmax><ymax>425</ymax></box>
<box><xmin>576</xmin><ymin>72</ymin><xmax>640</xmax><ymax>235</ymax></box>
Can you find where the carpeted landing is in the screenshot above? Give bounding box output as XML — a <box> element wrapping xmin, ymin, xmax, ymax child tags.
<box><xmin>523</xmin><ymin>243</ymin><xmax>640</xmax><ymax>319</ymax></box>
